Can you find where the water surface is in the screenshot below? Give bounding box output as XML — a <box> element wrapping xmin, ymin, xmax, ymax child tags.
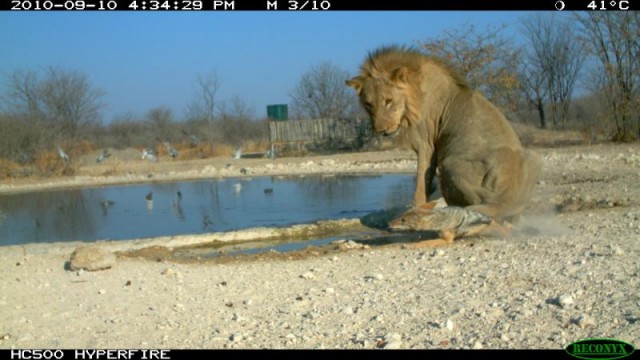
<box><xmin>0</xmin><ymin>174</ymin><xmax>414</xmax><ymax>246</ymax></box>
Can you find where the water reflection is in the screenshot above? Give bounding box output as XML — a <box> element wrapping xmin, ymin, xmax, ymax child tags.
<box><xmin>0</xmin><ymin>174</ymin><xmax>414</xmax><ymax>246</ymax></box>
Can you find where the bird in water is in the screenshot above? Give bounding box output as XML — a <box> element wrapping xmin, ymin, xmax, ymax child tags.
<box><xmin>172</xmin><ymin>191</ymin><xmax>185</xmax><ymax>220</ymax></box>
<box><xmin>145</xmin><ymin>192</ymin><xmax>153</xmax><ymax>214</ymax></box>
<box><xmin>233</xmin><ymin>147</ymin><xmax>242</xmax><ymax>160</ymax></box>
<box><xmin>99</xmin><ymin>200</ymin><xmax>115</xmax><ymax>216</ymax></box>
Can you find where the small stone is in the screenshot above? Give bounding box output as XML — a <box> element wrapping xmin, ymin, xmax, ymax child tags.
<box><xmin>365</xmin><ymin>273</ymin><xmax>383</xmax><ymax>282</ymax></box>
<box><xmin>300</xmin><ymin>271</ymin><xmax>314</xmax><ymax>279</ymax></box>
<box><xmin>1</xmin><ymin>334</ymin><xmax>10</xmax><ymax>340</ymax></box>
<box><xmin>558</xmin><ymin>294</ymin><xmax>574</xmax><ymax>308</ymax></box>
<box><xmin>610</xmin><ymin>246</ymin><xmax>624</xmax><ymax>256</ymax></box>
<box><xmin>98</xmin><ymin>289</ymin><xmax>106</xmax><ymax>295</ymax></box>
<box><xmin>383</xmin><ymin>333</ymin><xmax>402</xmax><ymax>349</ymax></box>
<box><xmin>445</xmin><ymin>319</ymin><xmax>454</xmax><ymax>331</ymax></box>
<box><xmin>342</xmin><ymin>306</ymin><xmax>354</xmax><ymax>315</ymax></box>
<box><xmin>433</xmin><ymin>249</ymin><xmax>445</xmax><ymax>257</ymax></box>
<box><xmin>500</xmin><ymin>334</ymin><xmax>510</xmax><ymax>342</ymax></box>
<box><xmin>472</xmin><ymin>341</ymin><xmax>483</xmax><ymax>349</ymax></box>
<box><xmin>69</xmin><ymin>246</ymin><xmax>116</xmax><ymax>271</ymax></box>
<box><xmin>243</xmin><ymin>299</ymin><xmax>253</xmax><ymax>306</ymax></box>
<box><xmin>574</xmin><ymin>315</ymin><xmax>596</xmax><ymax>328</ymax></box>
<box><xmin>303</xmin><ymin>311</ymin><xmax>318</xmax><ymax>320</ymax></box>
<box><xmin>161</xmin><ymin>268</ymin><xmax>176</xmax><ymax>276</ymax></box>
<box><xmin>324</xmin><ymin>287</ymin><xmax>335</xmax><ymax>294</ymax></box>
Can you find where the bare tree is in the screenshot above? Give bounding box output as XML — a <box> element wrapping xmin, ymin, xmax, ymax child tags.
<box><xmin>146</xmin><ymin>106</ymin><xmax>174</xmax><ymax>126</ymax></box>
<box><xmin>420</xmin><ymin>23</ymin><xmax>522</xmax><ymax>115</ymax></box>
<box><xmin>576</xmin><ymin>12</ymin><xmax>640</xmax><ymax>141</ymax></box>
<box><xmin>146</xmin><ymin>105</ymin><xmax>175</xmax><ymax>141</ymax></box>
<box><xmin>186</xmin><ymin>69</ymin><xmax>219</xmax><ymax>122</ymax></box>
<box><xmin>1</xmin><ymin>66</ymin><xmax>104</xmax><ymax>160</ymax></box>
<box><xmin>2</xmin><ymin>69</ymin><xmax>43</xmax><ymax>120</ymax></box>
<box><xmin>38</xmin><ymin>67</ymin><xmax>105</xmax><ymax>138</ymax></box>
<box><xmin>518</xmin><ymin>61</ymin><xmax>549</xmax><ymax>128</ymax></box>
<box><xmin>217</xmin><ymin>95</ymin><xmax>266</xmax><ymax>147</ymax></box>
<box><xmin>290</xmin><ymin>62</ymin><xmax>358</xmax><ymax>120</ymax></box>
<box><xmin>218</xmin><ymin>95</ymin><xmax>255</xmax><ymax>121</ymax></box>
<box><xmin>520</xmin><ymin>15</ymin><xmax>585</xmax><ymax>130</ymax></box>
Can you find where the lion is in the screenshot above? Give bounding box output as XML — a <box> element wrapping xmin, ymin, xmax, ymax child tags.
<box><xmin>346</xmin><ymin>46</ymin><xmax>541</xmax><ymax>225</ymax></box>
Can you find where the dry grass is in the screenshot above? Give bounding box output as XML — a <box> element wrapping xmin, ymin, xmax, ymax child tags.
<box><xmin>157</xmin><ymin>142</ymin><xmax>234</xmax><ymax>160</ymax></box>
<box><xmin>511</xmin><ymin>122</ymin><xmax>588</xmax><ymax>147</ymax></box>
<box><xmin>34</xmin><ymin>150</ymin><xmax>74</xmax><ymax>176</ymax></box>
<box><xmin>67</xmin><ymin>140</ymin><xmax>95</xmax><ymax>158</ymax></box>
<box><xmin>0</xmin><ymin>126</ymin><xmax>600</xmax><ymax>181</ymax></box>
<box><xmin>0</xmin><ymin>159</ymin><xmax>21</xmax><ymax>179</ymax></box>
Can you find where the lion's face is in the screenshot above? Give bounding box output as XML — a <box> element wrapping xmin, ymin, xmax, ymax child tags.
<box><xmin>347</xmin><ymin>68</ymin><xmax>409</xmax><ymax>136</ymax></box>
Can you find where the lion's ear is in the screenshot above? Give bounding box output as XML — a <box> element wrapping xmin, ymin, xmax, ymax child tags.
<box><xmin>346</xmin><ymin>77</ymin><xmax>363</xmax><ymax>94</ymax></box>
<box><xmin>391</xmin><ymin>66</ymin><xmax>409</xmax><ymax>84</ymax></box>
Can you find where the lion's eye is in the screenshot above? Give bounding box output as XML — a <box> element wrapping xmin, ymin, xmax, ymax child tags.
<box><xmin>384</xmin><ymin>98</ymin><xmax>393</xmax><ymax>107</ymax></box>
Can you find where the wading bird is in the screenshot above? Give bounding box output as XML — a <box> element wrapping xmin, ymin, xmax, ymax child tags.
<box><xmin>96</xmin><ymin>149</ymin><xmax>111</xmax><ymax>163</ymax></box>
<box><xmin>57</xmin><ymin>146</ymin><xmax>69</xmax><ymax>163</ymax></box>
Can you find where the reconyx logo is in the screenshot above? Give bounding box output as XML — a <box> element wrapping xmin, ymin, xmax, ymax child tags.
<box><xmin>566</xmin><ymin>338</ymin><xmax>635</xmax><ymax>360</ymax></box>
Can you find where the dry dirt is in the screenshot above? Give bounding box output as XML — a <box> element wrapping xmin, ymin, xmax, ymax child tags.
<box><xmin>0</xmin><ymin>142</ymin><xmax>639</xmax><ymax>349</ymax></box>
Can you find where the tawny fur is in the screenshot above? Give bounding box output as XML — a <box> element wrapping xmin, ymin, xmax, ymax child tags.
<box><xmin>388</xmin><ymin>202</ymin><xmax>508</xmax><ymax>242</ymax></box>
<box><xmin>347</xmin><ymin>46</ymin><xmax>541</xmax><ymax>220</ymax></box>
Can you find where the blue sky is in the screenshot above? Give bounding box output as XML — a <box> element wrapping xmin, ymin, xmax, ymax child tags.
<box><xmin>0</xmin><ymin>11</ymin><xmax>558</xmax><ymax>122</ymax></box>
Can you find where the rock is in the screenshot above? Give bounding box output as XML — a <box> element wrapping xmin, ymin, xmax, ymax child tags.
<box><xmin>383</xmin><ymin>333</ymin><xmax>402</xmax><ymax>349</ymax></box>
<box><xmin>472</xmin><ymin>341</ymin><xmax>484</xmax><ymax>349</ymax></box>
<box><xmin>364</xmin><ymin>274</ymin><xmax>383</xmax><ymax>282</ymax></box>
<box><xmin>574</xmin><ymin>315</ymin><xmax>596</xmax><ymax>328</ymax></box>
<box><xmin>98</xmin><ymin>289</ymin><xmax>107</xmax><ymax>295</ymax></box>
<box><xmin>335</xmin><ymin>240</ymin><xmax>367</xmax><ymax>251</ymax></box>
<box><xmin>445</xmin><ymin>319</ymin><xmax>454</xmax><ymax>331</ymax></box>
<box><xmin>558</xmin><ymin>294</ymin><xmax>574</xmax><ymax>307</ymax></box>
<box><xmin>161</xmin><ymin>268</ymin><xmax>176</xmax><ymax>276</ymax></box>
<box><xmin>300</xmin><ymin>271</ymin><xmax>314</xmax><ymax>279</ymax></box>
<box><xmin>69</xmin><ymin>246</ymin><xmax>116</xmax><ymax>271</ymax></box>
<box><xmin>610</xmin><ymin>246</ymin><xmax>624</xmax><ymax>256</ymax></box>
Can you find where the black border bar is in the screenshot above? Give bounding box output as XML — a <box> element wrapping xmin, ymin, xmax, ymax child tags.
<box><xmin>3</xmin><ymin>0</ymin><xmax>637</xmax><ymax>11</ymax></box>
<box><xmin>0</xmin><ymin>349</ymin><xmax>585</xmax><ymax>360</ymax></box>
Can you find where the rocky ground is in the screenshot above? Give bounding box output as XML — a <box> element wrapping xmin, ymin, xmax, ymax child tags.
<box><xmin>0</xmin><ymin>143</ymin><xmax>639</xmax><ymax>349</ymax></box>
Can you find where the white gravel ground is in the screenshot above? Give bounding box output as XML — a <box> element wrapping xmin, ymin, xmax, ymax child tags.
<box><xmin>0</xmin><ymin>144</ymin><xmax>639</xmax><ymax>349</ymax></box>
